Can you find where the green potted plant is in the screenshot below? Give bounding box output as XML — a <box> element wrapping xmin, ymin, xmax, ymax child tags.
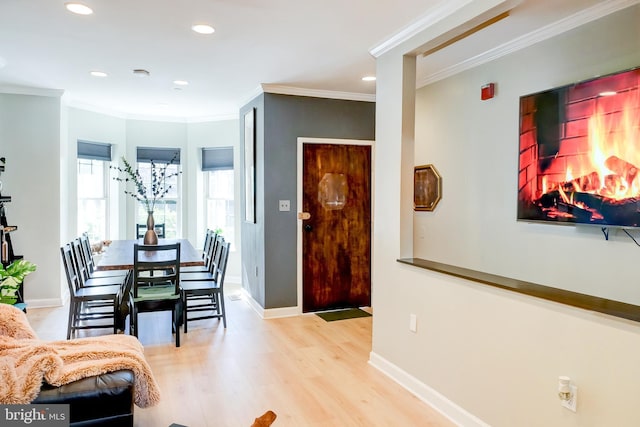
<box><xmin>0</xmin><ymin>259</ymin><xmax>36</xmax><ymax>305</ymax></box>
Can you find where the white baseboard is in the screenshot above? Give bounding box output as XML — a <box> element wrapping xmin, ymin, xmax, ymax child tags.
<box><xmin>240</xmin><ymin>288</ymin><xmax>299</xmax><ymax>319</ymax></box>
<box><xmin>368</xmin><ymin>352</ymin><xmax>490</xmax><ymax>427</ymax></box>
<box><xmin>24</xmin><ymin>298</ymin><xmax>65</xmax><ymax>308</ymax></box>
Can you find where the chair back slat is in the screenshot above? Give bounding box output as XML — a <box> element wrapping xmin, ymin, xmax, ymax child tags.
<box><xmin>60</xmin><ymin>244</ymin><xmax>82</xmax><ymax>293</ymax></box>
<box><xmin>71</xmin><ymin>239</ymin><xmax>91</xmax><ymax>285</ymax></box>
<box><xmin>215</xmin><ymin>241</ymin><xmax>231</xmax><ymax>287</ymax></box>
<box><xmin>209</xmin><ymin>235</ymin><xmax>226</xmax><ymax>277</ymax></box>
<box><xmin>79</xmin><ymin>233</ymin><xmax>96</xmax><ymax>273</ymax></box>
<box><xmin>133</xmin><ymin>243</ymin><xmax>181</xmax><ymax>298</ymax></box>
<box><xmin>202</xmin><ymin>229</ymin><xmax>214</xmax><ymax>259</ymax></box>
<box><xmin>202</xmin><ymin>230</ymin><xmax>218</xmax><ymax>271</ymax></box>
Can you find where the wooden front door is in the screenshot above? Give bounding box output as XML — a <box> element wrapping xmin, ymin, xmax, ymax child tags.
<box><xmin>302</xmin><ymin>142</ymin><xmax>371</xmax><ymax>312</ymax></box>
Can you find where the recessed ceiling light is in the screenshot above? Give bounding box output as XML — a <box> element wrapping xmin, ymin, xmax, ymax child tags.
<box><xmin>90</xmin><ymin>70</ymin><xmax>107</xmax><ymax>77</ymax></box>
<box><xmin>362</xmin><ymin>76</ymin><xmax>376</xmax><ymax>82</ymax></box>
<box><xmin>173</xmin><ymin>80</ymin><xmax>189</xmax><ymax>86</ymax></box>
<box><xmin>65</xmin><ymin>2</ymin><xmax>93</xmax><ymax>15</ymax></box>
<box><xmin>192</xmin><ymin>24</ymin><xmax>215</xmax><ymax>35</ymax></box>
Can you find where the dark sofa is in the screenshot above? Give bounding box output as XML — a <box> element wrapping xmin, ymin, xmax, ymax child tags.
<box><xmin>33</xmin><ymin>369</ymin><xmax>135</xmax><ymax>427</ymax></box>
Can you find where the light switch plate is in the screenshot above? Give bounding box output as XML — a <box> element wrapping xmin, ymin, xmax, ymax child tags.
<box><xmin>279</xmin><ymin>200</ymin><xmax>290</xmax><ymax>211</ymax></box>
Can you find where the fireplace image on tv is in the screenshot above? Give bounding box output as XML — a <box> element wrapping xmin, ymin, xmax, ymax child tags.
<box><xmin>518</xmin><ymin>67</ymin><xmax>640</xmax><ymax>228</ymax></box>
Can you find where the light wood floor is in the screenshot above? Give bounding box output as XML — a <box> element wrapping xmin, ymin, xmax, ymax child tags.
<box><xmin>26</xmin><ymin>285</ymin><xmax>454</xmax><ymax>427</ymax></box>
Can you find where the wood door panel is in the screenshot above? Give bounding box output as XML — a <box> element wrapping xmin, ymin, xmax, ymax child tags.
<box><xmin>302</xmin><ymin>143</ymin><xmax>371</xmax><ymax>312</ymax></box>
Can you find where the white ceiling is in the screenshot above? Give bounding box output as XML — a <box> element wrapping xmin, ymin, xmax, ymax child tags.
<box><xmin>0</xmin><ymin>0</ymin><xmax>629</xmax><ymax>121</ymax></box>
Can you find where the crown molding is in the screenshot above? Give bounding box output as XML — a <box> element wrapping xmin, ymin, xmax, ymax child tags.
<box><xmin>417</xmin><ymin>0</ymin><xmax>640</xmax><ymax>88</ymax></box>
<box><xmin>65</xmin><ymin>99</ymin><xmax>238</xmax><ymax>123</ymax></box>
<box><xmin>66</xmin><ymin>99</ymin><xmax>129</xmax><ymax>119</ymax></box>
<box><xmin>0</xmin><ymin>85</ymin><xmax>64</xmax><ymax>98</ymax></box>
<box><xmin>186</xmin><ymin>113</ymin><xmax>239</xmax><ymax>123</ymax></box>
<box><xmin>369</xmin><ymin>0</ymin><xmax>474</xmax><ymax>58</ymax></box>
<box><xmin>261</xmin><ymin>84</ymin><xmax>376</xmax><ymax>102</ymax></box>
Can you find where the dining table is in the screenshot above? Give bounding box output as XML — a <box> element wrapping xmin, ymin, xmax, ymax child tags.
<box><xmin>95</xmin><ymin>238</ymin><xmax>205</xmax><ymax>271</ymax></box>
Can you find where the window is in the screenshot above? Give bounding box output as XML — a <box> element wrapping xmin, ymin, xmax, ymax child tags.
<box><xmin>206</xmin><ymin>169</ymin><xmax>234</xmax><ymax>240</ymax></box>
<box><xmin>77</xmin><ymin>141</ymin><xmax>111</xmax><ymax>242</ymax></box>
<box><xmin>136</xmin><ymin>147</ymin><xmax>181</xmax><ymax>238</ymax></box>
<box><xmin>203</xmin><ymin>147</ymin><xmax>234</xmax><ymax>244</ymax></box>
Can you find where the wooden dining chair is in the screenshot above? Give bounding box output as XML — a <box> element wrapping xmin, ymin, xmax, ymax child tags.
<box><xmin>180</xmin><ymin>230</ymin><xmax>217</xmax><ymax>274</ymax></box>
<box><xmin>78</xmin><ymin>232</ymin><xmax>127</xmax><ymax>278</ymax></box>
<box><xmin>136</xmin><ymin>223</ymin><xmax>166</xmax><ymax>239</ymax></box>
<box><xmin>60</xmin><ymin>243</ymin><xmax>125</xmax><ymax>339</ymax></box>
<box><xmin>180</xmin><ymin>240</ymin><xmax>230</xmax><ymax>332</ymax></box>
<box><xmin>78</xmin><ymin>234</ymin><xmax>128</xmax><ymax>279</ymax></box>
<box><xmin>180</xmin><ymin>234</ymin><xmax>224</xmax><ymax>281</ymax></box>
<box><xmin>71</xmin><ymin>239</ymin><xmax>127</xmax><ymax>288</ymax></box>
<box><xmin>130</xmin><ymin>242</ymin><xmax>182</xmax><ymax>347</ymax></box>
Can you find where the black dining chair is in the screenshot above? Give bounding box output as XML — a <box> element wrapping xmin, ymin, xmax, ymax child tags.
<box><xmin>136</xmin><ymin>223</ymin><xmax>166</xmax><ymax>239</ymax></box>
<box><xmin>60</xmin><ymin>243</ymin><xmax>126</xmax><ymax>339</ymax></box>
<box><xmin>71</xmin><ymin>239</ymin><xmax>127</xmax><ymax>288</ymax></box>
<box><xmin>130</xmin><ymin>242</ymin><xmax>182</xmax><ymax>347</ymax></box>
<box><xmin>180</xmin><ymin>234</ymin><xmax>224</xmax><ymax>281</ymax></box>
<box><xmin>180</xmin><ymin>229</ymin><xmax>217</xmax><ymax>274</ymax></box>
<box><xmin>78</xmin><ymin>234</ymin><xmax>128</xmax><ymax>279</ymax></box>
<box><xmin>180</xmin><ymin>240</ymin><xmax>231</xmax><ymax>332</ymax></box>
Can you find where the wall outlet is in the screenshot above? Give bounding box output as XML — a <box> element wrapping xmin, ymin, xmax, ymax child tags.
<box><xmin>561</xmin><ymin>385</ymin><xmax>578</xmax><ymax>412</ymax></box>
<box><xmin>409</xmin><ymin>314</ymin><xmax>417</xmax><ymax>332</ymax></box>
<box><xmin>279</xmin><ymin>200</ymin><xmax>290</xmax><ymax>211</ymax></box>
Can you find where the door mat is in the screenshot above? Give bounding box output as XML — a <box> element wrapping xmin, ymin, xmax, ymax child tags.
<box><xmin>316</xmin><ymin>308</ymin><xmax>372</xmax><ymax>322</ymax></box>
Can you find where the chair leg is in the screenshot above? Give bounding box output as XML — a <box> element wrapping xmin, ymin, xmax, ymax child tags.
<box><xmin>219</xmin><ymin>291</ymin><xmax>227</xmax><ymax>328</ymax></box>
<box><xmin>182</xmin><ymin>293</ymin><xmax>189</xmax><ymax>334</ymax></box>
<box><xmin>131</xmin><ymin>306</ymin><xmax>138</xmax><ymax>338</ymax></box>
<box><xmin>67</xmin><ymin>300</ymin><xmax>75</xmax><ymax>340</ymax></box>
<box><xmin>112</xmin><ymin>296</ymin><xmax>118</xmax><ymax>334</ymax></box>
<box><xmin>175</xmin><ymin>304</ymin><xmax>181</xmax><ymax>347</ymax></box>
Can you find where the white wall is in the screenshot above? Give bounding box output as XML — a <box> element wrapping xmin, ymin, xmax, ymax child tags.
<box><xmin>0</xmin><ymin>100</ymin><xmax>241</xmax><ymax>305</ymax></box>
<box><xmin>68</xmin><ymin>112</ymin><xmax>241</xmax><ymax>281</ymax></box>
<box><xmin>67</xmin><ymin>108</ymin><xmax>127</xmax><ymax>244</ymax></box>
<box><xmin>413</xmin><ymin>8</ymin><xmax>640</xmax><ymax>306</ymax></box>
<box><xmin>0</xmin><ymin>93</ymin><xmax>63</xmax><ymax>305</ymax></box>
<box><xmin>372</xmin><ymin>3</ymin><xmax>640</xmax><ymax>427</ymax></box>
<box><xmin>186</xmin><ymin>120</ymin><xmax>241</xmax><ymax>282</ymax></box>
<box><xmin>122</xmin><ymin>120</ymin><xmax>189</xmax><ymax>239</ymax></box>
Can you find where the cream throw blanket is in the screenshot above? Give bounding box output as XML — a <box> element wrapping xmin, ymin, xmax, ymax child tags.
<box><xmin>0</xmin><ymin>304</ymin><xmax>160</xmax><ymax>408</ymax></box>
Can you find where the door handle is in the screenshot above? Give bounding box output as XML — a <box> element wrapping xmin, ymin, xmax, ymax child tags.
<box><xmin>304</xmin><ymin>224</ymin><xmax>313</xmax><ymax>232</ymax></box>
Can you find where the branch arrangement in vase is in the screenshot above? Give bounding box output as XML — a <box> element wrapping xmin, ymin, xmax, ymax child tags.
<box><xmin>111</xmin><ymin>153</ymin><xmax>182</xmax><ymax>213</ymax></box>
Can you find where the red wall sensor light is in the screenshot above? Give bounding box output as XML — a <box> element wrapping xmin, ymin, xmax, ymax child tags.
<box><xmin>481</xmin><ymin>83</ymin><xmax>495</xmax><ymax>100</ymax></box>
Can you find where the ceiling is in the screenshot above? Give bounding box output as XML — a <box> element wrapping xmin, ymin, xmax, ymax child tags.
<box><xmin>0</xmin><ymin>0</ymin><xmax>626</xmax><ymax>121</ymax></box>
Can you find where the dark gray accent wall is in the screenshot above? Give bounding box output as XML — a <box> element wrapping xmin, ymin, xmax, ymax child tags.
<box><xmin>241</xmin><ymin>93</ymin><xmax>375</xmax><ymax>310</ymax></box>
<box><xmin>240</xmin><ymin>95</ymin><xmax>266</xmax><ymax>307</ymax></box>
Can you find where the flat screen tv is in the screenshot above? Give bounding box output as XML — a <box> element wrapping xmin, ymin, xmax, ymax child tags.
<box><xmin>518</xmin><ymin>66</ymin><xmax>640</xmax><ymax>228</ymax></box>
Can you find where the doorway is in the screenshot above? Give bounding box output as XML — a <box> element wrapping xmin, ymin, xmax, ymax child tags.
<box><xmin>297</xmin><ymin>138</ymin><xmax>373</xmax><ymax>313</ymax></box>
